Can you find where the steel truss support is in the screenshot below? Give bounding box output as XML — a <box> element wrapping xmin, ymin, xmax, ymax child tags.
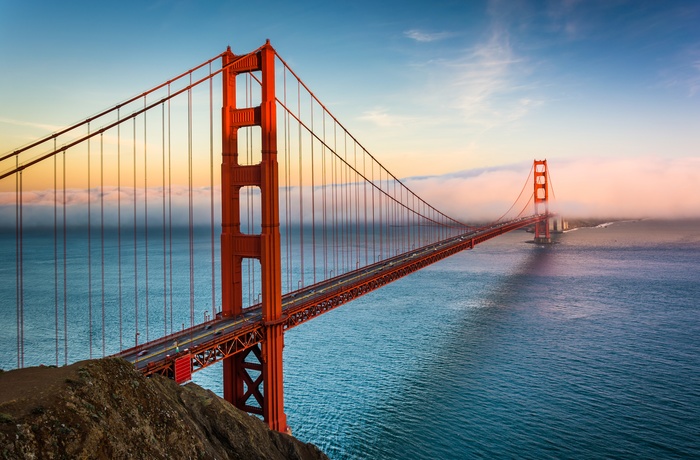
<box><xmin>221</xmin><ymin>40</ymin><xmax>288</xmax><ymax>432</ymax></box>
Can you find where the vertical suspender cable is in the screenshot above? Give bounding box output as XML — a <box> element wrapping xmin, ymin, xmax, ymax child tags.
<box><xmin>321</xmin><ymin>112</ymin><xmax>327</xmax><ymax>279</ymax></box>
<box><xmin>297</xmin><ymin>80</ymin><xmax>304</xmax><ymax>287</ymax></box>
<box><xmin>188</xmin><ymin>76</ymin><xmax>195</xmax><ymax>327</ymax></box>
<box><xmin>209</xmin><ymin>63</ymin><xmax>216</xmax><ymax>317</ymax></box>
<box><xmin>19</xmin><ymin>168</ymin><xmax>24</xmax><ymax>367</ymax></box>
<box><xmin>401</xmin><ymin>186</ymin><xmax>405</xmax><ymax>252</ymax></box>
<box><xmin>341</xmin><ymin>132</ymin><xmax>346</xmax><ymax>272</ymax></box>
<box><xmin>144</xmin><ymin>96</ymin><xmax>150</xmax><ymax>341</ymax></box>
<box><xmin>354</xmin><ymin>143</ymin><xmax>359</xmax><ymax>268</ymax></box>
<box><xmin>162</xmin><ymin>103</ymin><xmax>167</xmax><ymax>334</ymax></box>
<box><xmin>87</xmin><ymin>126</ymin><xmax>93</xmax><ymax>358</ymax></box>
<box><xmin>133</xmin><ymin>117</ymin><xmax>139</xmax><ymax>345</ymax></box>
<box><xmin>333</xmin><ymin>125</ymin><xmax>338</xmax><ymax>275</ymax></box>
<box><xmin>378</xmin><ymin>168</ymin><xmax>382</xmax><ymax>260</ymax></box>
<box><xmin>401</xmin><ymin>184</ymin><xmax>404</xmax><ymax>251</ymax></box>
<box><xmin>243</xmin><ymin>75</ymin><xmax>250</xmax><ymax>305</ymax></box>
<box><xmin>100</xmin><ymin>133</ymin><xmax>105</xmax><ymax>356</ymax></box>
<box><xmin>388</xmin><ymin>174</ymin><xmax>392</xmax><ymax>254</ymax></box>
<box><xmin>283</xmin><ymin>68</ymin><xmax>292</xmax><ymax>291</ymax></box>
<box><xmin>117</xmin><ymin>109</ymin><xmax>123</xmax><ymax>350</ymax></box>
<box><xmin>412</xmin><ymin>195</ymin><xmax>416</xmax><ymax>249</ymax></box>
<box><xmin>248</xmin><ymin>76</ymin><xmax>255</xmax><ymax>305</ymax></box>
<box><xmin>54</xmin><ymin>149</ymin><xmax>59</xmax><ymax>365</ymax></box>
<box><xmin>343</xmin><ymin>131</ymin><xmax>355</xmax><ymax>271</ymax></box>
<box><xmin>393</xmin><ymin>180</ymin><xmax>397</xmax><ymax>254</ymax></box>
<box><xmin>168</xmin><ymin>86</ymin><xmax>174</xmax><ymax>333</ymax></box>
<box><xmin>62</xmin><ymin>151</ymin><xmax>68</xmax><ymax>364</ymax></box>
<box><xmin>365</xmin><ymin>160</ymin><xmax>377</xmax><ymax>263</ymax></box>
<box><xmin>362</xmin><ymin>149</ymin><xmax>369</xmax><ymax>265</ymax></box>
<box><xmin>310</xmin><ymin>97</ymin><xmax>316</xmax><ymax>284</ymax></box>
<box><xmin>15</xmin><ymin>159</ymin><xmax>20</xmax><ymax>368</ymax></box>
<box><xmin>343</xmin><ymin>132</ymin><xmax>349</xmax><ymax>272</ymax></box>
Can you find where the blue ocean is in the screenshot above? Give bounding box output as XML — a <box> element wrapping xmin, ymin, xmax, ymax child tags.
<box><xmin>2</xmin><ymin>219</ymin><xmax>699</xmax><ymax>458</ymax></box>
<box><xmin>194</xmin><ymin>219</ymin><xmax>700</xmax><ymax>459</ymax></box>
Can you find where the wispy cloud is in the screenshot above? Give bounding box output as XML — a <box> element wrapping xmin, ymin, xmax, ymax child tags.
<box><xmin>662</xmin><ymin>46</ymin><xmax>700</xmax><ymax>97</ymax></box>
<box><xmin>358</xmin><ymin>108</ymin><xmax>409</xmax><ymax>128</ymax></box>
<box><xmin>404</xmin><ymin>29</ymin><xmax>453</xmax><ymax>43</ymax></box>
<box><xmin>0</xmin><ymin>117</ymin><xmax>61</xmax><ymax>133</ymax></box>
<box><xmin>545</xmin><ymin>0</ymin><xmax>587</xmax><ymax>40</ymax></box>
<box><xmin>439</xmin><ymin>29</ymin><xmax>542</xmax><ymax>128</ymax></box>
<box><xmin>405</xmin><ymin>156</ymin><xmax>700</xmax><ymax>221</ymax></box>
<box><xmin>0</xmin><ymin>185</ymin><xmax>223</xmax><ymax>228</ymax></box>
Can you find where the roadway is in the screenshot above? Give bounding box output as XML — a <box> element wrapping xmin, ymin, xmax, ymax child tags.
<box><xmin>117</xmin><ymin>214</ymin><xmax>549</xmax><ymax>377</ymax></box>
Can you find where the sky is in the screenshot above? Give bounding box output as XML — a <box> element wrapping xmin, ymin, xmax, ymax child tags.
<box><xmin>1</xmin><ymin>0</ymin><xmax>699</xmax><ymax>220</ymax></box>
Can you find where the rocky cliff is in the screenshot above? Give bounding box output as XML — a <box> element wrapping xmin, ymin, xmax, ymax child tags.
<box><xmin>0</xmin><ymin>358</ymin><xmax>328</xmax><ymax>460</ymax></box>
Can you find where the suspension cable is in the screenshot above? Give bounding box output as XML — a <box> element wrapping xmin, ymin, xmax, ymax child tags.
<box><xmin>547</xmin><ymin>167</ymin><xmax>556</xmax><ymax>201</ymax></box>
<box><xmin>272</xmin><ymin>52</ymin><xmax>467</xmax><ymax>229</ymax></box>
<box><xmin>493</xmin><ymin>163</ymin><xmax>534</xmax><ymax>223</ymax></box>
<box><xmin>0</xmin><ymin>52</ymin><xmax>228</xmax><ymax>164</ymax></box>
<box><xmin>1</xmin><ymin>47</ymin><xmax>267</xmax><ymax>181</ymax></box>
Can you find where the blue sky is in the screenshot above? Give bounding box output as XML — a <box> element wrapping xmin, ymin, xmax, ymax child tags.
<box><xmin>1</xmin><ymin>0</ymin><xmax>699</xmax><ymax>218</ymax></box>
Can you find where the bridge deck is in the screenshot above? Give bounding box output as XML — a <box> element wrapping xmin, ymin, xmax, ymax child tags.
<box><xmin>117</xmin><ymin>214</ymin><xmax>549</xmax><ymax>379</ymax></box>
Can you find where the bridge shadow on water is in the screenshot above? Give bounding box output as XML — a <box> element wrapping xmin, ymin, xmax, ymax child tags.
<box><xmin>339</xmin><ymin>243</ymin><xmax>558</xmax><ymax>460</ymax></box>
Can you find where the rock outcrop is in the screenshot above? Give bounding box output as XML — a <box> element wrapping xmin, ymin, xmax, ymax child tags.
<box><xmin>0</xmin><ymin>358</ymin><xmax>328</xmax><ymax>460</ymax></box>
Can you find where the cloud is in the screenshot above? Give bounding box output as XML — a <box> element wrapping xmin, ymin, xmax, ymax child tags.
<box><xmin>4</xmin><ymin>157</ymin><xmax>697</xmax><ymax>232</ymax></box>
<box><xmin>663</xmin><ymin>46</ymin><xmax>700</xmax><ymax>97</ymax></box>
<box><xmin>404</xmin><ymin>29</ymin><xmax>453</xmax><ymax>43</ymax></box>
<box><xmin>443</xmin><ymin>29</ymin><xmax>540</xmax><ymax>128</ymax></box>
<box><xmin>0</xmin><ymin>185</ymin><xmax>224</xmax><ymax>229</ymax></box>
<box><xmin>0</xmin><ymin>117</ymin><xmax>61</xmax><ymax>133</ymax></box>
<box><xmin>403</xmin><ymin>156</ymin><xmax>700</xmax><ymax>222</ymax></box>
<box><xmin>358</xmin><ymin>109</ymin><xmax>409</xmax><ymax>128</ymax></box>
<box><xmin>402</xmin><ymin>12</ymin><xmax>541</xmax><ymax>131</ymax></box>
<box><xmin>545</xmin><ymin>0</ymin><xmax>587</xmax><ymax>40</ymax></box>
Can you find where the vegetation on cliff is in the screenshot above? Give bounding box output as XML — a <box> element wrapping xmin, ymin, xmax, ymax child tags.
<box><xmin>0</xmin><ymin>358</ymin><xmax>328</xmax><ymax>460</ymax></box>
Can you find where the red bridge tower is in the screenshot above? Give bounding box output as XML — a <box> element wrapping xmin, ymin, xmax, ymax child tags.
<box><xmin>533</xmin><ymin>159</ymin><xmax>551</xmax><ymax>244</ymax></box>
<box><xmin>220</xmin><ymin>41</ymin><xmax>288</xmax><ymax>433</ymax></box>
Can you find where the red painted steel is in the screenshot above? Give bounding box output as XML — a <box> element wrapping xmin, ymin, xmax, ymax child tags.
<box><xmin>118</xmin><ymin>42</ymin><xmax>553</xmax><ymax>435</ymax></box>
<box><xmin>174</xmin><ymin>355</ymin><xmax>192</xmax><ymax>384</ymax></box>
<box><xmin>534</xmin><ymin>159</ymin><xmax>550</xmax><ymax>242</ymax></box>
<box><xmin>135</xmin><ymin>215</ymin><xmax>549</xmax><ymax>381</ymax></box>
<box><xmin>220</xmin><ymin>41</ymin><xmax>288</xmax><ymax>433</ymax></box>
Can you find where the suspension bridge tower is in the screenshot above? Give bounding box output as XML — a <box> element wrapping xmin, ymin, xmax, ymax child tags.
<box><xmin>533</xmin><ymin>159</ymin><xmax>551</xmax><ymax>244</ymax></box>
<box><xmin>220</xmin><ymin>40</ymin><xmax>288</xmax><ymax>433</ymax></box>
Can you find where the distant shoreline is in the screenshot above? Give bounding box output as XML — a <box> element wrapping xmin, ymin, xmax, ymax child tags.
<box><xmin>564</xmin><ymin>218</ymin><xmax>648</xmax><ymax>230</ymax></box>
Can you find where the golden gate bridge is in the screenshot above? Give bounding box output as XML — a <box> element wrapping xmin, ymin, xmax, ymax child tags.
<box><xmin>0</xmin><ymin>40</ymin><xmax>553</xmax><ymax>433</ymax></box>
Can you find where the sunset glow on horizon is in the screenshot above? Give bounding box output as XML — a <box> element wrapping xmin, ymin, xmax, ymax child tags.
<box><xmin>1</xmin><ymin>1</ymin><xmax>699</xmax><ymax>220</ymax></box>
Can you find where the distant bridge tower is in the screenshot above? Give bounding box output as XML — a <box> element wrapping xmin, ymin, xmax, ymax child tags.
<box><xmin>533</xmin><ymin>159</ymin><xmax>551</xmax><ymax>244</ymax></box>
<box><xmin>220</xmin><ymin>41</ymin><xmax>288</xmax><ymax>433</ymax></box>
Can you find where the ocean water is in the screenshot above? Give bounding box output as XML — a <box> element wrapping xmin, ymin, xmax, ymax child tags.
<box><xmin>275</xmin><ymin>219</ymin><xmax>699</xmax><ymax>459</ymax></box>
<box><xmin>2</xmin><ymin>219</ymin><xmax>699</xmax><ymax>458</ymax></box>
